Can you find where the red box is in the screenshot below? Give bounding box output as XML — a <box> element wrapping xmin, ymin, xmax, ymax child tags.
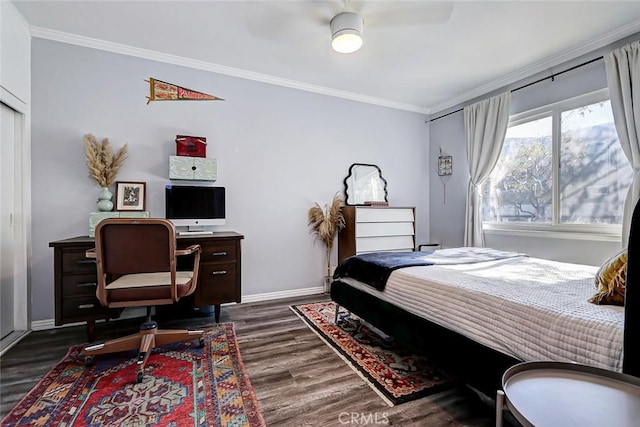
<box><xmin>175</xmin><ymin>135</ymin><xmax>207</xmax><ymax>157</ymax></box>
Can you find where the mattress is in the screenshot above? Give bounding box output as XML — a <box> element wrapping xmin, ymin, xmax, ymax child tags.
<box><xmin>337</xmin><ymin>253</ymin><xmax>625</xmax><ymax>372</ymax></box>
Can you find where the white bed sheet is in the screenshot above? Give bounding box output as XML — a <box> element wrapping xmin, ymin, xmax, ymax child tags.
<box><xmin>339</xmin><ymin>251</ymin><xmax>625</xmax><ymax>372</ymax></box>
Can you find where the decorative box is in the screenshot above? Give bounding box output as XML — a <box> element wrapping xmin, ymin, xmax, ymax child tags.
<box><xmin>169</xmin><ymin>156</ymin><xmax>217</xmax><ymax>181</ymax></box>
<box><xmin>89</xmin><ymin>211</ymin><xmax>150</xmax><ymax>237</ymax></box>
<box><xmin>175</xmin><ymin>135</ymin><xmax>206</xmax><ymax>158</ymax></box>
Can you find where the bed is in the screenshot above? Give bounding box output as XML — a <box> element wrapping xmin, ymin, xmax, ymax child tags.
<box><xmin>330</xmin><ymin>202</ymin><xmax>640</xmax><ymax>395</ymax></box>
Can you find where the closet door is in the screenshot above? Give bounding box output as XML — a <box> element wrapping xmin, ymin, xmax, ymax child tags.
<box><xmin>0</xmin><ymin>102</ymin><xmax>16</xmax><ymax>339</ymax></box>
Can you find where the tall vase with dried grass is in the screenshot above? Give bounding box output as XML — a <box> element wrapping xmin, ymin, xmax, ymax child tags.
<box><xmin>308</xmin><ymin>194</ymin><xmax>346</xmax><ymax>293</ymax></box>
<box><xmin>83</xmin><ymin>134</ymin><xmax>128</xmax><ymax>212</ymax></box>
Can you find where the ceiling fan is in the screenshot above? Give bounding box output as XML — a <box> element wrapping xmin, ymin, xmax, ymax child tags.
<box><xmin>243</xmin><ymin>1</ymin><xmax>454</xmax><ymax>54</ymax></box>
<box><xmin>330</xmin><ymin>9</ymin><xmax>364</xmax><ymax>53</ymax></box>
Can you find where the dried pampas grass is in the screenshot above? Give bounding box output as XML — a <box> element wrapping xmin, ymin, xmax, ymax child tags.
<box><xmin>83</xmin><ymin>134</ymin><xmax>128</xmax><ymax>187</ymax></box>
<box><xmin>308</xmin><ymin>193</ymin><xmax>345</xmax><ymax>276</ymax></box>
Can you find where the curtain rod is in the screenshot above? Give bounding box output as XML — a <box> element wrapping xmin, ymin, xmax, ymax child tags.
<box><xmin>427</xmin><ymin>56</ymin><xmax>604</xmax><ymax>123</ymax></box>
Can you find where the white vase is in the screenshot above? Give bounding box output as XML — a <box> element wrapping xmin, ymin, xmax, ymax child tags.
<box><xmin>96</xmin><ymin>186</ymin><xmax>113</xmax><ymax>212</ymax></box>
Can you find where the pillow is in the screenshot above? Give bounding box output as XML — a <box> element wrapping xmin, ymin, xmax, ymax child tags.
<box><xmin>589</xmin><ymin>249</ymin><xmax>627</xmax><ymax>306</ymax></box>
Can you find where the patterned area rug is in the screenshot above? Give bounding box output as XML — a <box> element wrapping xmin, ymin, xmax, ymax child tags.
<box><xmin>1</xmin><ymin>323</ymin><xmax>265</xmax><ymax>427</ymax></box>
<box><xmin>292</xmin><ymin>301</ymin><xmax>458</xmax><ymax>406</ymax></box>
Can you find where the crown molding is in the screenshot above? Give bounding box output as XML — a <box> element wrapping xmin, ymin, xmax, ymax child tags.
<box><xmin>29</xmin><ymin>26</ymin><xmax>429</xmax><ymax>115</ymax></box>
<box><xmin>428</xmin><ymin>19</ymin><xmax>640</xmax><ymax>117</ymax></box>
<box><xmin>4</xmin><ymin>1</ymin><xmax>30</xmax><ymax>28</ymax></box>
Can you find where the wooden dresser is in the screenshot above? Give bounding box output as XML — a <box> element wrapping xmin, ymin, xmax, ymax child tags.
<box><xmin>49</xmin><ymin>231</ymin><xmax>243</xmax><ymax>341</ymax></box>
<box><xmin>338</xmin><ymin>206</ymin><xmax>416</xmax><ymax>264</ymax></box>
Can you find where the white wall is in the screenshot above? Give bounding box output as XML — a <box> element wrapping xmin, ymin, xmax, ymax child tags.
<box><xmin>429</xmin><ymin>33</ymin><xmax>640</xmax><ymax>266</ymax></box>
<box><xmin>30</xmin><ymin>39</ymin><xmax>429</xmax><ymax>321</ymax></box>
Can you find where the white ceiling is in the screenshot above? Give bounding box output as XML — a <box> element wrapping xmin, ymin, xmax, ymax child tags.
<box><xmin>12</xmin><ymin>1</ymin><xmax>640</xmax><ymax>114</ymax></box>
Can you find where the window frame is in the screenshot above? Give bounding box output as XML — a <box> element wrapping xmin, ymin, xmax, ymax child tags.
<box><xmin>482</xmin><ymin>88</ymin><xmax>624</xmax><ymax>241</ymax></box>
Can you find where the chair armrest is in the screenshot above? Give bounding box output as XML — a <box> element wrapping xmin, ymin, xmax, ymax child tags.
<box><xmin>173</xmin><ymin>244</ymin><xmax>201</xmax><ymax>301</ymax></box>
<box><xmin>176</xmin><ymin>244</ymin><xmax>201</xmax><ymax>256</ymax></box>
<box><xmin>85</xmin><ymin>248</ymin><xmax>105</xmax><ymax>305</ymax></box>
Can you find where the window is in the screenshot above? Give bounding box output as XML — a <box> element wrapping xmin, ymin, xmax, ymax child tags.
<box><xmin>482</xmin><ymin>90</ymin><xmax>632</xmax><ymax>232</ymax></box>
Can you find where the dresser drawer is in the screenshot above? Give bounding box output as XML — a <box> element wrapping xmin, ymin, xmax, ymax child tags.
<box><xmin>61</xmin><ymin>249</ymin><xmax>97</xmax><ymax>274</ymax></box>
<box><xmin>356</xmin><ymin>222</ymin><xmax>414</xmax><ymax>237</ymax></box>
<box><xmin>62</xmin><ymin>295</ymin><xmax>109</xmax><ymax>320</ymax></box>
<box><xmin>356</xmin><ymin>207</ymin><xmax>414</xmax><ymax>223</ymax></box>
<box><xmin>62</xmin><ymin>274</ymin><xmax>98</xmax><ymax>297</ymax></box>
<box><xmin>356</xmin><ymin>235</ymin><xmax>415</xmax><ymax>253</ymax></box>
<box><xmin>200</xmin><ymin>242</ymin><xmax>237</xmax><ymax>263</ymax></box>
<box><xmin>196</xmin><ymin>262</ymin><xmax>238</xmax><ymax>304</ymax></box>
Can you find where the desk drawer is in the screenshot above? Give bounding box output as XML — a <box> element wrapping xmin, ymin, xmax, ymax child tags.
<box><xmin>200</xmin><ymin>242</ymin><xmax>237</xmax><ymax>263</ymax></box>
<box><xmin>62</xmin><ymin>295</ymin><xmax>109</xmax><ymax>319</ymax></box>
<box><xmin>62</xmin><ymin>249</ymin><xmax>96</xmax><ymax>274</ymax></box>
<box><xmin>62</xmin><ymin>274</ymin><xmax>98</xmax><ymax>297</ymax></box>
<box><xmin>197</xmin><ymin>262</ymin><xmax>238</xmax><ymax>304</ymax></box>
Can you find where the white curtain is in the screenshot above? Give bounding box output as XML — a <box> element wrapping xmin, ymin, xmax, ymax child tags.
<box><xmin>464</xmin><ymin>92</ymin><xmax>511</xmax><ymax>247</ymax></box>
<box><xmin>605</xmin><ymin>40</ymin><xmax>640</xmax><ymax>246</ymax></box>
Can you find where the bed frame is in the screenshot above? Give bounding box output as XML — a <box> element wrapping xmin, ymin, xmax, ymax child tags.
<box><xmin>331</xmin><ymin>200</ymin><xmax>640</xmax><ymax>396</ymax></box>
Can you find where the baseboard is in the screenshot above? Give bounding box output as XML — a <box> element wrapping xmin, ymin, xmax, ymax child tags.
<box><xmin>31</xmin><ymin>307</ymin><xmax>148</xmax><ymax>331</ymax></box>
<box><xmin>0</xmin><ymin>330</ymin><xmax>30</xmax><ymax>357</ymax></box>
<box><xmin>31</xmin><ymin>287</ymin><xmax>325</xmax><ymax>331</ymax></box>
<box><xmin>31</xmin><ymin>319</ymin><xmax>58</xmax><ymax>331</ymax></box>
<box><xmin>241</xmin><ymin>286</ymin><xmax>324</xmax><ymax>303</ymax></box>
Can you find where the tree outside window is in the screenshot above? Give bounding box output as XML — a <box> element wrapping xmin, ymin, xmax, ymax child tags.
<box><xmin>482</xmin><ymin>95</ymin><xmax>632</xmax><ymax>227</ymax></box>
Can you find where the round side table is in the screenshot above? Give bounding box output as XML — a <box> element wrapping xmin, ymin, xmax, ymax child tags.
<box><xmin>496</xmin><ymin>361</ymin><xmax>640</xmax><ymax>427</ymax></box>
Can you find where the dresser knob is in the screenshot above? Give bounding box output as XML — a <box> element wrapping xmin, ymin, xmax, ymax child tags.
<box><xmin>211</xmin><ymin>270</ymin><xmax>227</xmax><ymax>275</ymax></box>
<box><xmin>211</xmin><ymin>251</ymin><xmax>227</xmax><ymax>257</ymax></box>
<box><xmin>78</xmin><ymin>304</ymin><xmax>95</xmax><ymax>309</ymax></box>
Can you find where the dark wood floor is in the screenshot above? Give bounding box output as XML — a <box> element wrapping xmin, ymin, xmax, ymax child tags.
<box><xmin>1</xmin><ymin>294</ymin><xmax>500</xmax><ymax>426</ymax></box>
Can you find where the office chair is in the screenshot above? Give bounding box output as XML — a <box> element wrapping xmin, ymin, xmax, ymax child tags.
<box><xmin>81</xmin><ymin>218</ymin><xmax>203</xmax><ymax>383</ymax></box>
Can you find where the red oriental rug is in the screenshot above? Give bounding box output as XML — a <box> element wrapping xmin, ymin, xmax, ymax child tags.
<box><xmin>291</xmin><ymin>301</ymin><xmax>458</xmax><ymax>406</ymax></box>
<box><xmin>1</xmin><ymin>323</ymin><xmax>265</xmax><ymax>427</ymax></box>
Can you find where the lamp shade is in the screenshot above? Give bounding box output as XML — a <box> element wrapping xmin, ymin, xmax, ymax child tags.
<box><xmin>330</xmin><ymin>12</ymin><xmax>363</xmax><ymax>53</ymax></box>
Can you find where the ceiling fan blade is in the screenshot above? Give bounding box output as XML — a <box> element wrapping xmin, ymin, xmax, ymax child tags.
<box><xmin>361</xmin><ymin>1</ymin><xmax>454</xmax><ymax>27</ymax></box>
<box><xmin>243</xmin><ymin>1</ymin><xmax>342</xmax><ymax>41</ymax></box>
<box><xmin>312</xmin><ymin>0</ymin><xmax>346</xmax><ymax>24</ymax></box>
<box><xmin>243</xmin><ymin>3</ymin><xmax>291</xmax><ymax>40</ymax></box>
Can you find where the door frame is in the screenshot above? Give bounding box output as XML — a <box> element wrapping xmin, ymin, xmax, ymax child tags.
<box><xmin>1</xmin><ymin>87</ymin><xmax>31</xmax><ymax>350</ymax></box>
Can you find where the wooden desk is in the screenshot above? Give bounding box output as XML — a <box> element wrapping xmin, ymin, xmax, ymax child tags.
<box><xmin>49</xmin><ymin>232</ymin><xmax>243</xmax><ymax>341</ymax></box>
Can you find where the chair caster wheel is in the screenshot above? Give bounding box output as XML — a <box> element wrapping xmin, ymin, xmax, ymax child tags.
<box><xmin>85</xmin><ymin>356</ymin><xmax>94</xmax><ymax>367</ymax></box>
<box><xmin>136</xmin><ymin>371</ymin><xmax>144</xmax><ymax>383</ymax></box>
<box><xmin>199</xmin><ymin>337</ymin><xmax>205</xmax><ymax>348</ymax></box>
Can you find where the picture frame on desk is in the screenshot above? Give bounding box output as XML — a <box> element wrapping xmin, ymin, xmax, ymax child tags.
<box><xmin>115</xmin><ymin>181</ymin><xmax>146</xmax><ymax>211</ymax></box>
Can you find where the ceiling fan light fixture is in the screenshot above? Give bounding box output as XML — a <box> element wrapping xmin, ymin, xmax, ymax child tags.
<box><xmin>330</xmin><ymin>12</ymin><xmax>363</xmax><ymax>54</ymax></box>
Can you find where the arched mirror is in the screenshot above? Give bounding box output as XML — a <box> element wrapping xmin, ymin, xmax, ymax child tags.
<box><xmin>343</xmin><ymin>163</ymin><xmax>388</xmax><ymax>206</ymax></box>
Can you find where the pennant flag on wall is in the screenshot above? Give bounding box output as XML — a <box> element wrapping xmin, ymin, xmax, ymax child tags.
<box><xmin>146</xmin><ymin>77</ymin><xmax>224</xmax><ymax>104</ymax></box>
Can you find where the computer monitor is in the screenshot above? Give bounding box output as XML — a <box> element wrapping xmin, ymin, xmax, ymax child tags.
<box><xmin>165</xmin><ymin>185</ymin><xmax>225</xmax><ymax>233</ymax></box>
